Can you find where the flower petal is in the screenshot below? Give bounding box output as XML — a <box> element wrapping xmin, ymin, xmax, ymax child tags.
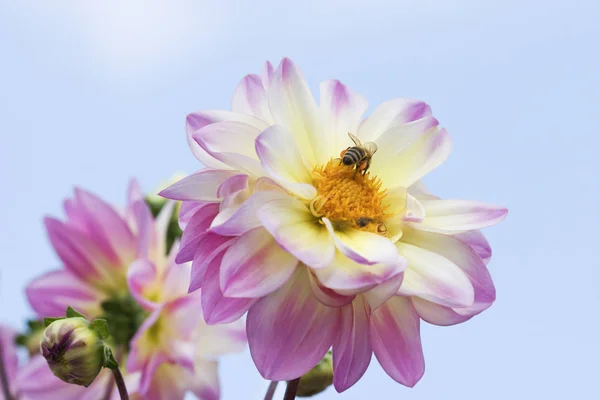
<box><xmin>323</xmin><ymin>218</ymin><xmax>400</xmax><ymax>266</ymax></box>
<box><xmin>308</xmin><ymin>271</ymin><xmax>355</xmax><ymax>307</ymax></box>
<box><xmin>358</xmin><ymin>98</ymin><xmax>433</xmax><ymax>143</ymax></box>
<box><xmin>401</xmin><ymin>229</ymin><xmax>495</xmax><ymax>316</ymax></box>
<box><xmin>186</xmin><ymin>110</ymin><xmax>268</xmax><ymax>169</ymax></box>
<box><xmin>220</xmin><ymin>228</ymin><xmax>298</xmax><ymax>298</ymax></box>
<box><xmin>202</xmin><ymin>247</ymin><xmax>257</xmax><ymax>324</ymax></box>
<box><xmin>267</xmin><ymin>57</ymin><xmax>321</xmax><ymax>166</ymax></box>
<box><xmin>415</xmin><ymin>199</ymin><xmax>508</xmax><ymax>233</ymax></box>
<box><xmin>247</xmin><ymin>267</ymin><xmax>340</xmax><ymax>380</ymax></box>
<box><xmin>258</xmin><ymin>196</ymin><xmax>335</xmax><ymax>268</ymax></box>
<box><xmin>255</xmin><ymin>125</ymin><xmax>317</xmax><ymax>199</ymax></box>
<box><xmin>190</xmin><ymin>359</ymin><xmax>220</xmax><ymax>400</ymax></box>
<box><xmin>332</xmin><ymin>296</ymin><xmax>372</xmax><ymax>392</ymax></box>
<box><xmin>159</xmin><ymin>170</ymin><xmax>237</xmax><ymax>202</ymax></box>
<box><xmin>189</xmin><ymin>234</ymin><xmax>234</xmax><ymax>293</ymax></box>
<box><xmin>396</xmin><ymin>242</ymin><xmax>474</xmax><ymax>308</ymax></box>
<box><xmin>370</xmin><ymin>296</ymin><xmax>424</xmax><ymax>387</ymax></box>
<box><xmin>26</xmin><ymin>270</ymin><xmax>104</xmax><ymax>318</ymax></box>
<box><xmin>232</xmin><ymin>73</ymin><xmax>274</xmax><ymax>123</ymax></box>
<box><xmin>127</xmin><ymin>259</ymin><xmax>160</xmax><ymax>311</ymax></box>
<box><xmin>375</xmin><ymin>126</ymin><xmax>451</xmax><ymax>189</ymax></box>
<box><xmin>193</xmin><ymin>121</ymin><xmax>266</xmax><ymax>176</ymax></box>
<box><xmin>0</xmin><ymin>325</ymin><xmax>18</xmax><ymax>384</ymax></box>
<box><xmin>319</xmin><ymin>79</ymin><xmax>369</xmax><ymax>164</ymax></box>
<box><xmin>455</xmin><ymin>230</ymin><xmax>492</xmax><ymax>265</ymax></box>
<box><xmin>314</xmin><ymin>251</ymin><xmax>405</xmax><ymax>293</ymax></box>
<box><xmin>411</xmin><ymin>297</ymin><xmax>472</xmax><ymax>326</ymax></box>
<box><xmin>363</xmin><ymin>272</ymin><xmax>404</xmax><ymax>310</ymax></box>
<box><xmin>194</xmin><ymin>320</ymin><xmax>247</xmax><ymax>359</ymax></box>
<box><xmin>74</xmin><ymin>188</ymin><xmax>136</xmax><ymax>265</ymax></box>
<box><xmin>176</xmin><ymin>203</ymin><xmax>220</xmax><ymax>264</ymax></box>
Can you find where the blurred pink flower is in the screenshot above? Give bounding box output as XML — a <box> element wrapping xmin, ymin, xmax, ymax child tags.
<box><xmin>160</xmin><ymin>58</ymin><xmax>507</xmax><ymax>390</ymax></box>
<box><xmin>26</xmin><ymin>180</ymin><xmax>173</xmax><ymax>319</ymax></box>
<box><xmin>126</xmin><ymin>246</ymin><xmax>246</xmax><ymax>400</ymax></box>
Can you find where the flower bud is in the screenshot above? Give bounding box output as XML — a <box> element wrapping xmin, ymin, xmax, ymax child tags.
<box><xmin>296</xmin><ymin>351</ymin><xmax>333</xmax><ymax>397</ymax></box>
<box><xmin>40</xmin><ymin>317</ymin><xmax>105</xmax><ymax>387</ymax></box>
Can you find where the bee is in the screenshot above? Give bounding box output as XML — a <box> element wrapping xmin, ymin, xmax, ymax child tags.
<box><xmin>355</xmin><ymin>217</ymin><xmax>374</xmax><ymax>228</ymax></box>
<box><xmin>340</xmin><ymin>133</ymin><xmax>378</xmax><ymax>175</ymax></box>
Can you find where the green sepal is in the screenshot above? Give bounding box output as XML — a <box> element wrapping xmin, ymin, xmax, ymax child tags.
<box><xmin>103</xmin><ymin>346</ymin><xmax>118</xmax><ymax>370</ymax></box>
<box><xmin>43</xmin><ymin>317</ymin><xmax>65</xmax><ymax>327</ymax></box>
<box><xmin>90</xmin><ymin>319</ymin><xmax>110</xmax><ymax>339</ymax></box>
<box><xmin>66</xmin><ymin>306</ymin><xmax>86</xmax><ymax>319</ymax></box>
<box><xmin>14</xmin><ymin>334</ymin><xmax>28</xmax><ymax>346</ymax></box>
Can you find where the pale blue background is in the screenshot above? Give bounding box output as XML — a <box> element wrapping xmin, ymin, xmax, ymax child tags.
<box><xmin>1</xmin><ymin>1</ymin><xmax>598</xmax><ymax>399</ymax></box>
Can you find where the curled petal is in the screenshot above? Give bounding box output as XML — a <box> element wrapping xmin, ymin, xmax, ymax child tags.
<box><xmin>247</xmin><ymin>267</ymin><xmax>340</xmax><ymax>380</ymax></box>
<box><xmin>159</xmin><ymin>169</ymin><xmax>237</xmax><ymax>202</ymax></box>
<box><xmin>411</xmin><ymin>297</ymin><xmax>472</xmax><ymax>326</ymax></box>
<box><xmin>308</xmin><ymin>271</ymin><xmax>355</xmax><ymax>307</ymax></box>
<box><xmin>332</xmin><ymin>296</ymin><xmax>372</xmax><ymax>392</ymax></box>
<box><xmin>314</xmin><ymin>251</ymin><xmax>405</xmax><ymax>293</ymax></box>
<box><xmin>176</xmin><ymin>203</ymin><xmax>220</xmax><ymax>264</ymax></box>
<box><xmin>370</xmin><ymin>296</ymin><xmax>424</xmax><ymax>387</ymax></box>
<box><xmin>255</xmin><ymin>125</ymin><xmax>317</xmax><ymax>199</ymax></box>
<box><xmin>323</xmin><ymin>218</ymin><xmax>400</xmax><ymax>266</ymax></box>
<box><xmin>189</xmin><ymin>234</ymin><xmax>234</xmax><ymax>293</ymax></box>
<box><xmin>185</xmin><ymin>110</ymin><xmax>268</xmax><ymax>169</ymax></box>
<box><xmin>258</xmin><ymin>196</ymin><xmax>335</xmax><ymax>269</ymax></box>
<box><xmin>202</xmin><ymin>248</ymin><xmax>257</xmax><ymax>324</ymax></box>
<box><xmin>401</xmin><ymin>229</ymin><xmax>495</xmax><ymax>317</ymax></box>
<box><xmin>455</xmin><ymin>230</ymin><xmax>492</xmax><ymax>265</ymax></box>
<box><xmin>193</xmin><ymin>121</ymin><xmax>266</xmax><ymax>176</ymax></box>
<box><xmin>363</xmin><ymin>272</ymin><xmax>404</xmax><ymax>310</ymax></box>
<box><xmin>220</xmin><ymin>228</ymin><xmax>298</xmax><ymax>298</ymax></box>
<box><xmin>396</xmin><ymin>242</ymin><xmax>474</xmax><ymax>308</ymax></box>
<box><xmin>416</xmin><ymin>199</ymin><xmax>508</xmax><ymax>233</ymax></box>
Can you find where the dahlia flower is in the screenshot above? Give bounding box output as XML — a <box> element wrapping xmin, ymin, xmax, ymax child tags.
<box><xmin>160</xmin><ymin>58</ymin><xmax>507</xmax><ymax>390</ymax></box>
<box><xmin>26</xmin><ymin>180</ymin><xmax>173</xmax><ymax>319</ymax></box>
<box><xmin>126</xmin><ymin>245</ymin><xmax>246</xmax><ymax>400</ymax></box>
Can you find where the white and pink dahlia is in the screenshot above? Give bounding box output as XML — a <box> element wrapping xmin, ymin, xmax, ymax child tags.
<box><xmin>161</xmin><ymin>58</ymin><xmax>507</xmax><ymax>391</ymax></box>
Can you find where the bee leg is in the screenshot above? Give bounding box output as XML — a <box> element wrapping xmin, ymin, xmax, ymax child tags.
<box><xmin>362</xmin><ymin>160</ymin><xmax>370</xmax><ymax>175</ymax></box>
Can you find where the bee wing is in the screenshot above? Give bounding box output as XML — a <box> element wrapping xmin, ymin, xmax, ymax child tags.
<box><xmin>364</xmin><ymin>141</ymin><xmax>378</xmax><ymax>156</ymax></box>
<box><xmin>348</xmin><ymin>132</ymin><xmax>362</xmax><ymax>146</ymax></box>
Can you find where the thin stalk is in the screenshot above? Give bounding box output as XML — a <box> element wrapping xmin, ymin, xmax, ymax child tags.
<box><xmin>0</xmin><ymin>341</ymin><xmax>14</xmax><ymax>400</ymax></box>
<box><xmin>111</xmin><ymin>368</ymin><xmax>129</xmax><ymax>400</ymax></box>
<box><xmin>264</xmin><ymin>381</ymin><xmax>278</xmax><ymax>400</ymax></box>
<box><xmin>283</xmin><ymin>378</ymin><xmax>300</xmax><ymax>400</ymax></box>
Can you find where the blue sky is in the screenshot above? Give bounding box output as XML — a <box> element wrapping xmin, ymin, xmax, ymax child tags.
<box><xmin>1</xmin><ymin>0</ymin><xmax>599</xmax><ymax>398</ymax></box>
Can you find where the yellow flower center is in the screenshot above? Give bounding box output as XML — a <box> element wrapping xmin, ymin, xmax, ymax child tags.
<box><xmin>311</xmin><ymin>159</ymin><xmax>389</xmax><ymax>235</ymax></box>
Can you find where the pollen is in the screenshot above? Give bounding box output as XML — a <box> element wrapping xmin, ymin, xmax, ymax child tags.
<box><xmin>311</xmin><ymin>159</ymin><xmax>389</xmax><ymax>234</ymax></box>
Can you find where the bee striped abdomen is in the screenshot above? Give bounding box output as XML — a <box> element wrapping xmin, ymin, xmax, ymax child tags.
<box><xmin>342</xmin><ymin>147</ymin><xmax>366</xmax><ymax>166</ymax></box>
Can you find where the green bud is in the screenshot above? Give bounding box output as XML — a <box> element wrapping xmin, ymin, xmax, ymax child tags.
<box><xmin>295</xmin><ymin>351</ymin><xmax>333</xmax><ymax>397</ymax></box>
<box><xmin>40</xmin><ymin>317</ymin><xmax>105</xmax><ymax>387</ymax></box>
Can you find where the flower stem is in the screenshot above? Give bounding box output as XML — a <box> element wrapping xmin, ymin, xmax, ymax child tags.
<box><xmin>111</xmin><ymin>368</ymin><xmax>129</xmax><ymax>400</ymax></box>
<box><xmin>283</xmin><ymin>378</ymin><xmax>300</xmax><ymax>400</ymax></box>
<box><xmin>0</xmin><ymin>341</ymin><xmax>14</xmax><ymax>400</ymax></box>
<box><xmin>264</xmin><ymin>381</ymin><xmax>278</xmax><ymax>400</ymax></box>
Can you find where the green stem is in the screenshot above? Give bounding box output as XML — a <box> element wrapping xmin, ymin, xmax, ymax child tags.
<box><xmin>283</xmin><ymin>378</ymin><xmax>300</xmax><ymax>400</ymax></box>
<box><xmin>0</xmin><ymin>341</ymin><xmax>14</xmax><ymax>400</ymax></box>
<box><xmin>111</xmin><ymin>368</ymin><xmax>129</xmax><ymax>400</ymax></box>
<box><xmin>264</xmin><ymin>381</ymin><xmax>278</xmax><ymax>400</ymax></box>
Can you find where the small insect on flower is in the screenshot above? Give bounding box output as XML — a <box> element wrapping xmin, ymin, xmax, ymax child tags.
<box><xmin>355</xmin><ymin>217</ymin><xmax>374</xmax><ymax>228</ymax></box>
<box><xmin>339</xmin><ymin>132</ymin><xmax>378</xmax><ymax>176</ymax></box>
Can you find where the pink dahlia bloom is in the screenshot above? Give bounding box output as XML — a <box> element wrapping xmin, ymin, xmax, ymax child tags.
<box><xmin>26</xmin><ymin>180</ymin><xmax>173</xmax><ymax>319</ymax></box>
<box><xmin>126</xmin><ymin>243</ymin><xmax>246</xmax><ymax>400</ymax></box>
<box><xmin>161</xmin><ymin>58</ymin><xmax>507</xmax><ymax>390</ymax></box>
<box><xmin>1</xmin><ymin>324</ymin><xmax>116</xmax><ymax>400</ymax></box>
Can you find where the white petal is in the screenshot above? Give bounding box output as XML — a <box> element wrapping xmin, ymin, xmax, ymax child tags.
<box><xmin>255</xmin><ymin>125</ymin><xmax>317</xmax><ymax>199</ymax></box>
<box><xmin>258</xmin><ymin>196</ymin><xmax>335</xmax><ymax>269</ymax></box>
<box><xmin>232</xmin><ymin>73</ymin><xmax>274</xmax><ymax>123</ymax></box>
<box><xmin>414</xmin><ymin>199</ymin><xmax>508</xmax><ymax>233</ymax></box>
<box><xmin>396</xmin><ymin>242</ymin><xmax>474</xmax><ymax>308</ymax></box>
